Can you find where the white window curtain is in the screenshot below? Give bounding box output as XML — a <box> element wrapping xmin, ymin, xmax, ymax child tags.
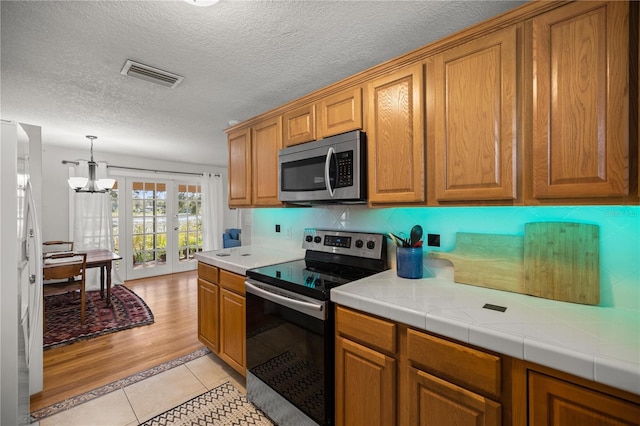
<box><xmin>69</xmin><ymin>162</ymin><xmax>122</xmax><ymax>290</ymax></box>
<box><xmin>200</xmin><ymin>173</ymin><xmax>224</xmax><ymax>251</ymax></box>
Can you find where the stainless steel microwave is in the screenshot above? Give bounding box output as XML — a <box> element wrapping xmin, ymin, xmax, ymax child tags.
<box><xmin>278</xmin><ymin>130</ymin><xmax>367</xmax><ymax>204</ymax></box>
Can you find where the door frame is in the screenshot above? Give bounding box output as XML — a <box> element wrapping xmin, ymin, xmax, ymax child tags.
<box><xmin>110</xmin><ymin>170</ymin><xmax>201</xmax><ymax>281</ymax></box>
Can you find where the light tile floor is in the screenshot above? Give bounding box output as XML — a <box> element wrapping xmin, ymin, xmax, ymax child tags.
<box><xmin>38</xmin><ymin>354</ymin><xmax>246</xmax><ymax>426</ymax></box>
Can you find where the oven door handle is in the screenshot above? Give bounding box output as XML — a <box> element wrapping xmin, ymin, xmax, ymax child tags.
<box><xmin>245</xmin><ymin>281</ymin><xmax>326</xmax><ymax>318</ymax></box>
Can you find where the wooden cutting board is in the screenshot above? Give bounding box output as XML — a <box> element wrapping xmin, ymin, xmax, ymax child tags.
<box><xmin>523</xmin><ymin>222</ymin><xmax>600</xmax><ymax>305</ymax></box>
<box><xmin>428</xmin><ymin>233</ymin><xmax>524</xmax><ymax>293</ymax></box>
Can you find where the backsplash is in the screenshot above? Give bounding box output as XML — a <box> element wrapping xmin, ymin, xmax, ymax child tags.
<box><xmin>247</xmin><ymin>205</ymin><xmax>640</xmax><ymax>311</ymax></box>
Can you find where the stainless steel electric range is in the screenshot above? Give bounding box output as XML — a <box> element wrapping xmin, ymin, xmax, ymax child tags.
<box><xmin>245</xmin><ymin>229</ymin><xmax>388</xmax><ymax>426</ymax></box>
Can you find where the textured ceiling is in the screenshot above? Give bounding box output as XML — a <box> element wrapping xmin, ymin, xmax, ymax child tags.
<box><xmin>1</xmin><ymin>0</ymin><xmax>524</xmax><ymax>166</ymax></box>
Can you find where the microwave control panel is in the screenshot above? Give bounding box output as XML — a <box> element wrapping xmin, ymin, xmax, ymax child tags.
<box><xmin>335</xmin><ymin>151</ymin><xmax>353</xmax><ymax>187</ymax></box>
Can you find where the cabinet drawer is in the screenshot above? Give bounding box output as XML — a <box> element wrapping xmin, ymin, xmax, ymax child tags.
<box><xmin>336</xmin><ymin>306</ymin><xmax>396</xmax><ymax>354</ymax></box>
<box><xmin>198</xmin><ymin>262</ymin><xmax>218</xmax><ymax>284</ymax></box>
<box><xmin>219</xmin><ymin>269</ymin><xmax>245</xmax><ymax>295</ymax></box>
<box><xmin>407</xmin><ymin>328</ymin><xmax>501</xmax><ymax>398</ymax></box>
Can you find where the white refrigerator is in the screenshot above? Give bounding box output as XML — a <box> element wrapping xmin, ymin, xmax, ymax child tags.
<box><xmin>1</xmin><ymin>120</ymin><xmax>43</xmax><ymax>425</ymax></box>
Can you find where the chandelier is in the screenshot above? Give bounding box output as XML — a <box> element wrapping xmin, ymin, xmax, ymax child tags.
<box><xmin>67</xmin><ymin>135</ymin><xmax>115</xmax><ymax>193</ymax></box>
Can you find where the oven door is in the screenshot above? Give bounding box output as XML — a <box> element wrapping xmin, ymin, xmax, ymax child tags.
<box><xmin>245</xmin><ymin>279</ymin><xmax>333</xmax><ymax>426</ymax></box>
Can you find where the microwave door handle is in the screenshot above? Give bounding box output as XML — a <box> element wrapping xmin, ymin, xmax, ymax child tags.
<box><xmin>324</xmin><ymin>147</ymin><xmax>336</xmax><ymax>198</ymax></box>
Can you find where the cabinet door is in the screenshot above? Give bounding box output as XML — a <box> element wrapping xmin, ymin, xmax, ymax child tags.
<box><xmin>529</xmin><ymin>371</ymin><xmax>640</xmax><ymax>426</ymax></box>
<box><xmin>252</xmin><ymin>116</ymin><xmax>283</xmax><ymax>206</ymax></box>
<box><xmin>429</xmin><ymin>26</ymin><xmax>518</xmax><ymax>202</ymax></box>
<box><xmin>283</xmin><ymin>103</ymin><xmax>316</xmax><ymax>146</ymax></box>
<box><xmin>219</xmin><ymin>288</ymin><xmax>246</xmax><ymax>376</ymax></box>
<box><xmin>228</xmin><ymin>128</ymin><xmax>252</xmax><ymax>206</ymax></box>
<box><xmin>408</xmin><ymin>367</ymin><xmax>501</xmax><ymax>426</ymax></box>
<box><xmin>530</xmin><ymin>1</ymin><xmax>629</xmax><ymax>199</ymax></box>
<box><xmin>317</xmin><ymin>87</ymin><xmax>363</xmax><ymax>139</ymax></box>
<box><xmin>335</xmin><ymin>336</ymin><xmax>396</xmax><ymax>426</ymax></box>
<box><xmin>367</xmin><ymin>64</ymin><xmax>425</xmax><ymax>204</ymax></box>
<box><xmin>197</xmin><ymin>278</ymin><xmax>219</xmax><ymax>353</ymax></box>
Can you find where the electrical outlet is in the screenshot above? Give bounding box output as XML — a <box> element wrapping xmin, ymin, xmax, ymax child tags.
<box><xmin>285</xmin><ymin>226</ymin><xmax>292</xmax><ymax>240</ymax></box>
<box><xmin>427</xmin><ymin>233</ymin><xmax>441</xmax><ymax>247</ymax></box>
<box><xmin>275</xmin><ymin>224</ymin><xmax>281</xmax><ymax>233</ymax></box>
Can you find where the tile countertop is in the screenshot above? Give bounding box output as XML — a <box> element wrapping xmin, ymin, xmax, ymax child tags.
<box><xmin>330</xmin><ymin>268</ymin><xmax>640</xmax><ymax>396</ymax></box>
<box><xmin>194</xmin><ymin>245</ymin><xmax>304</xmax><ymax>276</ymax></box>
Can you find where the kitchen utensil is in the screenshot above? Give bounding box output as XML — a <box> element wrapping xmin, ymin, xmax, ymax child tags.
<box><xmin>387</xmin><ymin>233</ymin><xmax>402</xmax><ymax>247</ymax></box>
<box><xmin>388</xmin><ymin>232</ymin><xmax>409</xmax><ymax>247</ymax></box>
<box><xmin>428</xmin><ymin>233</ymin><xmax>525</xmax><ymax>293</ymax></box>
<box><xmin>524</xmin><ymin>222</ymin><xmax>599</xmax><ymax>305</ymax></box>
<box><xmin>410</xmin><ymin>225</ymin><xmax>423</xmax><ymax>247</ymax></box>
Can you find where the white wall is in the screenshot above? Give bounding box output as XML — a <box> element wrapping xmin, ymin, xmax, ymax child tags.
<box><xmin>40</xmin><ymin>145</ymin><xmax>235</xmax><ymax>244</ymax></box>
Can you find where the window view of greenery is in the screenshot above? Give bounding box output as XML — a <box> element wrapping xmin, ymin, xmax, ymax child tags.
<box><xmin>177</xmin><ymin>184</ymin><xmax>203</xmax><ymax>262</ymax></box>
<box><xmin>111</xmin><ymin>184</ymin><xmax>120</xmax><ymax>272</ymax></box>
<box><xmin>131</xmin><ymin>181</ymin><xmax>202</xmax><ymax>269</ymax></box>
<box><xmin>132</xmin><ymin>182</ymin><xmax>167</xmax><ymax>268</ymax></box>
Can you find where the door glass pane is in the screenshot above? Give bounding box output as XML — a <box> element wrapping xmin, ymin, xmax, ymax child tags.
<box><xmin>132</xmin><ymin>181</ymin><xmax>167</xmax><ymax>270</ymax></box>
<box><xmin>177</xmin><ymin>183</ymin><xmax>202</xmax><ymax>262</ymax></box>
<box><xmin>111</xmin><ymin>181</ymin><xmax>121</xmax><ymax>273</ymax></box>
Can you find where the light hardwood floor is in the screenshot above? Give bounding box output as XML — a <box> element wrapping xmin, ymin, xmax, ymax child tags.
<box><xmin>31</xmin><ymin>270</ymin><xmax>204</xmax><ymax>412</ymax></box>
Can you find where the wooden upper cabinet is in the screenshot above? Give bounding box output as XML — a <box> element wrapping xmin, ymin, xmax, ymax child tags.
<box><xmin>283</xmin><ymin>103</ymin><xmax>316</xmax><ymax>147</ymax></box>
<box><xmin>251</xmin><ymin>116</ymin><xmax>282</xmax><ymax>206</ymax></box>
<box><xmin>367</xmin><ymin>64</ymin><xmax>425</xmax><ymax>204</ymax></box>
<box><xmin>530</xmin><ymin>1</ymin><xmax>629</xmax><ymax>200</ymax></box>
<box><xmin>428</xmin><ymin>25</ymin><xmax>519</xmax><ymax>202</ymax></box>
<box><xmin>227</xmin><ymin>128</ymin><xmax>252</xmax><ymax>207</ymax></box>
<box><xmin>317</xmin><ymin>87</ymin><xmax>363</xmax><ymax>139</ymax></box>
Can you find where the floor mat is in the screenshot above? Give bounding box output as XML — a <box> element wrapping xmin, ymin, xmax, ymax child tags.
<box><xmin>140</xmin><ymin>382</ymin><xmax>274</xmax><ymax>426</ymax></box>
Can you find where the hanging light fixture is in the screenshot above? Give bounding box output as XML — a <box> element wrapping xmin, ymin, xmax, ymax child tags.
<box><xmin>67</xmin><ymin>135</ymin><xmax>115</xmax><ymax>193</ymax></box>
<box><xmin>182</xmin><ymin>0</ymin><xmax>219</xmax><ymax>6</ymax></box>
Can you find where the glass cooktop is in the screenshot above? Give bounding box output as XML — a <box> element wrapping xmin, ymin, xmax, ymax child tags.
<box><xmin>246</xmin><ymin>259</ymin><xmax>379</xmax><ymax>301</ymax></box>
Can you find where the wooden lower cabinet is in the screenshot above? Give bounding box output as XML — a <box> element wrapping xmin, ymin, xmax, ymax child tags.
<box><xmin>197</xmin><ymin>262</ymin><xmax>246</xmax><ymax>376</ymax></box>
<box><xmin>335</xmin><ymin>336</ymin><xmax>396</xmax><ymax>426</ymax></box>
<box><xmin>408</xmin><ymin>367</ymin><xmax>501</xmax><ymax>426</ymax></box>
<box><xmin>197</xmin><ymin>277</ymin><xmax>219</xmax><ymax>352</ymax></box>
<box><xmin>529</xmin><ymin>371</ymin><xmax>640</xmax><ymax>426</ymax></box>
<box><xmin>219</xmin><ymin>288</ymin><xmax>245</xmax><ymax>375</ymax></box>
<box><xmin>335</xmin><ymin>305</ymin><xmax>640</xmax><ymax>426</ymax></box>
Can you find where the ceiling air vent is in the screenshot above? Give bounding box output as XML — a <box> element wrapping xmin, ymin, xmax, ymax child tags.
<box><xmin>120</xmin><ymin>60</ymin><xmax>184</xmax><ymax>88</ymax></box>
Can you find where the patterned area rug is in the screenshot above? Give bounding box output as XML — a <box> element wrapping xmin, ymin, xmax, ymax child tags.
<box><xmin>252</xmin><ymin>351</ymin><xmax>324</xmax><ymax>424</ymax></box>
<box><xmin>31</xmin><ymin>347</ymin><xmax>211</xmax><ymax>421</ymax></box>
<box><xmin>141</xmin><ymin>382</ymin><xmax>274</xmax><ymax>426</ymax></box>
<box><xmin>44</xmin><ymin>285</ymin><xmax>154</xmax><ymax>350</ymax></box>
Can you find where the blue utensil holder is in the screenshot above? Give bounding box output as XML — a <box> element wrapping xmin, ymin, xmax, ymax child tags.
<box><xmin>396</xmin><ymin>246</ymin><xmax>423</xmax><ymax>279</ymax></box>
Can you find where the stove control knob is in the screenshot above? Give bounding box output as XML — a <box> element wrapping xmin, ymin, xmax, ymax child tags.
<box><xmin>366</xmin><ymin>240</ymin><xmax>376</xmax><ymax>250</ymax></box>
<box><xmin>355</xmin><ymin>239</ymin><xmax>364</xmax><ymax>248</ymax></box>
<box><xmin>305</xmin><ymin>235</ymin><xmax>313</xmax><ymax>243</ymax></box>
<box><xmin>314</xmin><ymin>236</ymin><xmax>322</xmax><ymax>244</ymax></box>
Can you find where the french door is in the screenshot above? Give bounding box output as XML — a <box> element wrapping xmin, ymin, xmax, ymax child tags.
<box><xmin>121</xmin><ymin>177</ymin><xmax>202</xmax><ymax>280</ymax></box>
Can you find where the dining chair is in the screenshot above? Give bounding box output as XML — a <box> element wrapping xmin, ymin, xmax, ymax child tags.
<box><xmin>43</xmin><ymin>240</ymin><xmax>74</xmax><ymax>255</ymax></box>
<box><xmin>43</xmin><ymin>252</ymin><xmax>88</xmax><ymax>325</ymax></box>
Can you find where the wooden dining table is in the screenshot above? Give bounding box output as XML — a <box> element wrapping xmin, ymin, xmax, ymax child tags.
<box><xmin>44</xmin><ymin>249</ymin><xmax>122</xmax><ymax>307</ymax></box>
<box><xmin>80</xmin><ymin>249</ymin><xmax>122</xmax><ymax>307</ymax></box>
